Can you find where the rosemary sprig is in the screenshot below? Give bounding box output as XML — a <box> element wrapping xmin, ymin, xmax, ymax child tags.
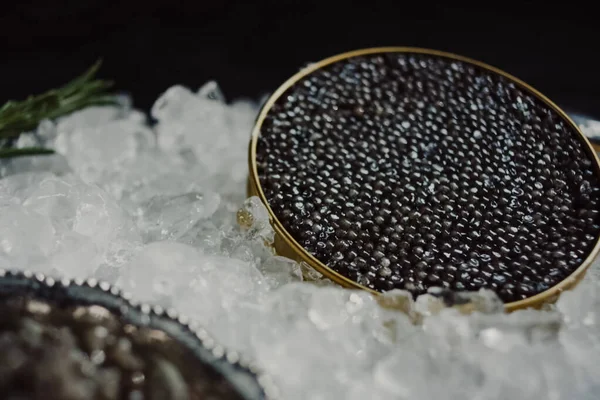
<box><xmin>0</xmin><ymin>60</ymin><xmax>117</xmax><ymax>158</ymax></box>
<box><xmin>0</xmin><ymin>147</ymin><xmax>55</xmax><ymax>159</ymax></box>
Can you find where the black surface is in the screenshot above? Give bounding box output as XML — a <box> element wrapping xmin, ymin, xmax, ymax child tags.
<box><xmin>1</xmin><ymin>1</ymin><xmax>600</xmax><ymax>116</ymax></box>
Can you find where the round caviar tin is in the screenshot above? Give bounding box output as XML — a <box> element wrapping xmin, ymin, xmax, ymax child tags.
<box><xmin>248</xmin><ymin>47</ymin><xmax>600</xmax><ymax>312</ymax></box>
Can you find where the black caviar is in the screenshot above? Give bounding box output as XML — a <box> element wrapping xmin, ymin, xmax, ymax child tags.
<box><xmin>0</xmin><ymin>295</ymin><xmax>244</xmax><ymax>400</ymax></box>
<box><xmin>255</xmin><ymin>51</ymin><xmax>600</xmax><ymax>303</ymax></box>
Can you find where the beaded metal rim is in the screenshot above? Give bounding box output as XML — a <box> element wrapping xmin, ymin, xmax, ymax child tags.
<box><xmin>0</xmin><ymin>269</ymin><xmax>280</xmax><ymax>400</ymax></box>
<box><xmin>247</xmin><ymin>46</ymin><xmax>600</xmax><ymax>312</ymax></box>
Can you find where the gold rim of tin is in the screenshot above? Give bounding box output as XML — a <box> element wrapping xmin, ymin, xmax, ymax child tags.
<box><xmin>248</xmin><ymin>47</ymin><xmax>600</xmax><ymax>312</ymax></box>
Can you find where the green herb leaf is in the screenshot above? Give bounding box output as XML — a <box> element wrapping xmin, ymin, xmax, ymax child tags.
<box><xmin>0</xmin><ymin>147</ymin><xmax>55</xmax><ymax>159</ymax></box>
<box><xmin>0</xmin><ymin>60</ymin><xmax>117</xmax><ymax>158</ymax></box>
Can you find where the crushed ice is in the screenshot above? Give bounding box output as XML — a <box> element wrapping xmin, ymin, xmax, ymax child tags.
<box><xmin>1</xmin><ymin>82</ymin><xmax>600</xmax><ymax>399</ymax></box>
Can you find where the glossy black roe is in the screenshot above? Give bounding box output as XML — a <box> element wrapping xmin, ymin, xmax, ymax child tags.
<box><xmin>255</xmin><ymin>52</ymin><xmax>600</xmax><ymax>303</ymax></box>
<box><xmin>0</xmin><ymin>273</ymin><xmax>264</xmax><ymax>400</ymax></box>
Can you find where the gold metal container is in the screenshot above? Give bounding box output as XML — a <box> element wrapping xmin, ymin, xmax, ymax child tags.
<box><xmin>247</xmin><ymin>47</ymin><xmax>600</xmax><ymax>312</ymax></box>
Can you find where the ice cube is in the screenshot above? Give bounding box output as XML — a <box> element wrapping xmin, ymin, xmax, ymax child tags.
<box><xmin>237</xmin><ymin>196</ymin><xmax>274</xmax><ymax>244</ymax></box>
<box><xmin>373</xmin><ymin>349</ymin><xmax>434</xmax><ymax>398</ymax></box>
<box><xmin>55</xmin><ymin>118</ymin><xmax>155</xmax><ymax>183</ymax></box>
<box><xmin>0</xmin><ymin>135</ymin><xmax>65</xmax><ymax>181</ymax></box>
<box><xmin>415</xmin><ymin>287</ymin><xmax>504</xmax><ymax>317</ymax></box>
<box><xmin>0</xmin><ymin>204</ymin><xmax>56</xmax><ymax>270</ymax></box>
<box><xmin>258</xmin><ymin>256</ymin><xmax>302</xmax><ymax>289</ymax></box>
<box><xmin>100</xmin><ymin>152</ymin><xmax>187</xmax><ymax>204</ymax></box>
<box><xmin>1</xmin><ymin>154</ymin><xmax>71</xmax><ymax>178</ymax></box>
<box><xmin>22</xmin><ymin>174</ymin><xmax>140</xmax><ymax>270</ymax></box>
<box><xmin>176</xmin><ymin>219</ymin><xmax>223</xmax><ymax>254</ymax></box>
<box><xmin>37</xmin><ymin>118</ymin><xmax>58</xmax><ymax>142</ymax></box>
<box><xmin>377</xmin><ymin>289</ymin><xmax>415</xmax><ymax>318</ymax></box>
<box><xmin>152</xmin><ymin>84</ymin><xmax>257</xmax><ymax>188</ymax></box>
<box><xmin>586</xmin><ymin>254</ymin><xmax>600</xmax><ymax>283</ymax></box>
<box><xmin>120</xmin><ymin>241</ymin><xmax>266</xmax><ymax>326</ymax></box>
<box><xmin>22</xmin><ymin>175</ymin><xmax>79</xmax><ymax>228</ymax></box>
<box><xmin>247</xmin><ymin>284</ymin><xmax>411</xmax><ymax>399</ymax></box>
<box><xmin>0</xmin><ymin>172</ymin><xmax>55</xmax><ymax>204</ymax></box>
<box><xmin>43</xmin><ymin>231</ymin><xmax>100</xmax><ymax>278</ymax></box>
<box><xmin>15</xmin><ymin>132</ymin><xmax>42</xmax><ymax>149</ymax></box>
<box><xmin>197</xmin><ymin>80</ymin><xmax>226</xmax><ymax>103</ymax></box>
<box><xmin>151</xmin><ymin>85</ymin><xmax>198</xmax><ymax>122</ymax></box>
<box><xmin>556</xmin><ymin>280</ymin><xmax>599</xmax><ymax>328</ymax></box>
<box><xmin>173</xmin><ymin>253</ymin><xmax>266</xmax><ymax>347</ymax></box>
<box><xmin>118</xmin><ymin>241</ymin><xmax>202</xmax><ymax>305</ymax></box>
<box><xmin>55</xmin><ymin>106</ymin><xmax>124</xmax><ymax>134</ymax></box>
<box><xmin>137</xmin><ymin>191</ymin><xmax>220</xmax><ymax>243</ymax></box>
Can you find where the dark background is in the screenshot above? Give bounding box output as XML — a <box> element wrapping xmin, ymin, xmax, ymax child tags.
<box><xmin>1</xmin><ymin>1</ymin><xmax>599</xmax><ymax>117</ymax></box>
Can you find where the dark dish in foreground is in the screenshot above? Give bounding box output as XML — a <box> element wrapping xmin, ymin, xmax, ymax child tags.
<box><xmin>0</xmin><ymin>272</ymin><xmax>268</xmax><ymax>400</ymax></box>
